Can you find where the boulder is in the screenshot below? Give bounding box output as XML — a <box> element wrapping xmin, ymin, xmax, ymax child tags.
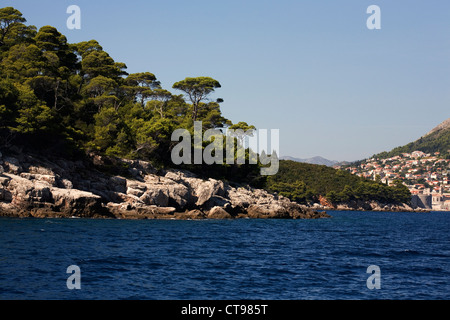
<box><xmin>111</xmin><ymin>192</ymin><xmax>143</xmax><ymax>207</ymax></box>
<box><xmin>247</xmin><ymin>204</ymin><xmax>273</xmax><ymax>219</ymax></box>
<box><xmin>194</xmin><ymin>179</ymin><xmax>225</xmax><ymax>207</ymax></box>
<box><xmin>0</xmin><ymin>175</ymin><xmax>11</xmax><ymax>187</ymax></box>
<box><xmin>164</xmin><ymin>171</ymin><xmax>182</xmax><ymax>182</ymax></box>
<box><xmin>152</xmin><ymin>206</ymin><xmax>176</xmax><ymax>215</ymax></box>
<box><xmin>60</xmin><ymin>178</ymin><xmax>73</xmax><ymax>189</ymax></box>
<box><xmin>109</xmin><ymin>176</ymin><xmax>127</xmax><ymax>193</ymax></box>
<box><xmin>0</xmin><ymin>188</ymin><xmax>6</xmax><ymax>201</ymax></box>
<box><xmin>166</xmin><ymin>183</ymin><xmax>192</xmax><ymax>209</ymax></box>
<box><xmin>227</xmin><ymin>187</ymin><xmax>253</xmax><ymax>209</ymax></box>
<box><xmin>29</xmin><ymin>182</ymin><xmax>52</xmax><ymax>202</ymax></box>
<box><xmin>186</xmin><ymin>209</ymin><xmax>207</xmax><ymax>219</ymax></box>
<box><xmin>144</xmin><ymin>174</ymin><xmax>193</xmax><ymax>209</ymax></box>
<box><xmin>51</xmin><ymin>188</ymin><xmax>107</xmax><ymax>217</ymax></box>
<box><xmin>19</xmin><ymin>173</ymin><xmax>57</xmax><ymax>186</ymax></box>
<box><xmin>127</xmin><ymin>181</ymin><xmax>147</xmax><ymax>197</ymax></box>
<box><xmin>6</xmin><ymin>173</ymin><xmax>35</xmax><ymax>204</ymax></box>
<box><xmin>173</xmin><ymin>209</ymin><xmax>206</xmax><ymax>220</ymax></box>
<box><xmin>163</xmin><ymin>172</ymin><xmax>225</xmax><ymax>207</ymax></box>
<box><xmin>164</xmin><ymin>170</ymin><xmax>197</xmax><ymax>182</ymax></box>
<box><xmin>127</xmin><ymin>187</ymin><xmax>146</xmax><ymax>198</ymax></box>
<box><xmin>207</xmin><ymin>206</ymin><xmax>233</xmax><ymax>219</ymax></box>
<box><xmin>3</xmin><ymin>157</ymin><xmax>22</xmax><ymax>174</ymax></box>
<box><xmin>27</xmin><ymin>165</ymin><xmax>54</xmax><ymax>176</ymax></box>
<box><xmin>140</xmin><ymin>189</ymin><xmax>169</xmax><ymax>207</ymax></box>
<box><xmin>246</xmin><ymin>201</ymin><xmax>294</xmax><ymax>219</ymax></box>
<box><xmin>202</xmin><ymin>195</ymin><xmax>232</xmax><ymax>211</ymax></box>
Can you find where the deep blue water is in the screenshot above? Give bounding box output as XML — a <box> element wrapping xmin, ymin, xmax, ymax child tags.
<box><xmin>0</xmin><ymin>211</ymin><xmax>449</xmax><ymax>300</ymax></box>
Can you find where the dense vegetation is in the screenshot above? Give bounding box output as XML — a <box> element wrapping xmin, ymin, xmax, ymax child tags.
<box><xmin>266</xmin><ymin>160</ymin><xmax>411</xmax><ymax>205</ymax></box>
<box><xmin>0</xmin><ymin>7</ymin><xmax>263</xmax><ymax>182</ymax></box>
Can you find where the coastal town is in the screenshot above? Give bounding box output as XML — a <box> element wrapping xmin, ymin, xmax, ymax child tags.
<box><xmin>339</xmin><ymin>151</ymin><xmax>450</xmax><ymax>211</ymax></box>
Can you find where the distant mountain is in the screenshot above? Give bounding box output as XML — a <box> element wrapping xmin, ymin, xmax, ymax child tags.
<box><xmin>373</xmin><ymin>118</ymin><xmax>450</xmax><ymax>159</ymax></box>
<box><xmin>280</xmin><ymin>156</ymin><xmax>339</xmax><ymax>167</ymax></box>
<box><xmin>424</xmin><ymin>118</ymin><xmax>450</xmax><ymax>137</ymax></box>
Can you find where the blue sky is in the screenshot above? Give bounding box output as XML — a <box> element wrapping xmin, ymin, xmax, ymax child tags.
<box><xmin>3</xmin><ymin>0</ymin><xmax>450</xmax><ymax>161</ymax></box>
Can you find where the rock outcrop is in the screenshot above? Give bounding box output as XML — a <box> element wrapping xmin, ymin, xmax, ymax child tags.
<box><xmin>334</xmin><ymin>200</ymin><xmax>422</xmax><ymax>212</ymax></box>
<box><xmin>0</xmin><ymin>149</ymin><xmax>329</xmax><ymax>220</ymax></box>
<box><xmin>312</xmin><ymin>198</ymin><xmax>426</xmax><ymax>212</ymax></box>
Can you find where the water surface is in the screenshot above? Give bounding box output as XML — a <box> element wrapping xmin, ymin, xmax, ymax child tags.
<box><xmin>1</xmin><ymin>211</ymin><xmax>449</xmax><ymax>300</ymax></box>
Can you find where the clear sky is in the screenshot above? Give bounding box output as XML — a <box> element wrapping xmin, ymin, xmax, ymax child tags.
<box><xmin>3</xmin><ymin>0</ymin><xmax>450</xmax><ymax>161</ymax></box>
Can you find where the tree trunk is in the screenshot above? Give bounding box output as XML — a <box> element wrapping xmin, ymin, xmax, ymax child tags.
<box><xmin>54</xmin><ymin>78</ymin><xmax>60</xmax><ymax>110</ymax></box>
<box><xmin>192</xmin><ymin>103</ymin><xmax>198</xmax><ymax>121</ymax></box>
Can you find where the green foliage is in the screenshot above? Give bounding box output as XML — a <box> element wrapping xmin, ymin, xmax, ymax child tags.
<box><xmin>374</xmin><ymin>128</ymin><xmax>450</xmax><ymax>159</ymax></box>
<box><xmin>92</xmin><ymin>106</ymin><xmax>121</xmax><ymax>151</ymax></box>
<box><xmin>391</xmin><ymin>179</ymin><xmax>412</xmax><ymax>204</ymax></box>
<box><xmin>0</xmin><ymin>7</ymin><xmax>262</xmax><ymax>181</ymax></box>
<box><xmin>16</xmin><ymin>103</ymin><xmax>53</xmax><ymax>133</ymax></box>
<box><xmin>1</xmin><ymin>43</ymin><xmax>44</xmax><ymax>79</ymax></box>
<box><xmin>229</xmin><ymin>122</ymin><xmax>256</xmax><ymax>132</ymax></box>
<box><xmin>0</xmin><ymin>7</ymin><xmax>28</xmax><ymax>50</ymax></box>
<box><xmin>173</xmin><ymin>77</ymin><xmax>221</xmax><ymax>121</ymax></box>
<box><xmin>0</xmin><ymin>78</ymin><xmax>18</xmax><ymax>127</ymax></box>
<box><xmin>266</xmin><ymin>160</ymin><xmax>411</xmax><ymax>205</ymax></box>
<box><xmin>269</xmin><ymin>180</ymin><xmax>312</xmax><ymax>203</ymax></box>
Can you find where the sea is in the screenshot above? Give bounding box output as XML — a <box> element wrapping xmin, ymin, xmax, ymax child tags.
<box><xmin>0</xmin><ymin>211</ymin><xmax>449</xmax><ymax>300</ymax></box>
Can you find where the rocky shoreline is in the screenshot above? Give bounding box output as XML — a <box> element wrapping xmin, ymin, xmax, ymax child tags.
<box><xmin>311</xmin><ymin>203</ymin><xmax>429</xmax><ymax>213</ymax></box>
<box><xmin>0</xmin><ymin>148</ymin><xmax>330</xmax><ymax>220</ymax></box>
<box><xmin>311</xmin><ymin>196</ymin><xmax>428</xmax><ymax>213</ymax></box>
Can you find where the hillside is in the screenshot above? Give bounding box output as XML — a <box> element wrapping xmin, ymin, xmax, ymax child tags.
<box><xmin>265</xmin><ymin>160</ymin><xmax>411</xmax><ymax>205</ymax></box>
<box><xmin>341</xmin><ymin>118</ymin><xmax>450</xmax><ymax>211</ymax></box>
<box><xmin>374</xmin><ymin>118</ymin><xmax>450</xmax><ymax>159</ymax></box>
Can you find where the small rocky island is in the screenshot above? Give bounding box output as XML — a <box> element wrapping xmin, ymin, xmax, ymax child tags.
<box><xmin>0</xmin><ymin>148</ymin><xmax>329</xmax><ymax>220</ymax></box>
